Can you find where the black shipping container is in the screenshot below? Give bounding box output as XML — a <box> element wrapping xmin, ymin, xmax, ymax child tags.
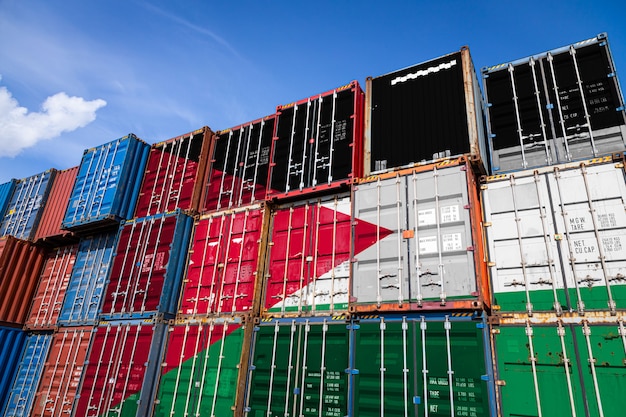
<box><xmin>483</xmin><ymin>33</ymin><xmax>626</xmax><ymax>174</ymax></box>
<box><xmin>367</xmin><ymin>47</ymin><xmax>487</xmax><ymax>173</ymax></box>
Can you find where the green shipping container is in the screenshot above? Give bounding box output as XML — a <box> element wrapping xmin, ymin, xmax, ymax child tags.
<box><xmin>352</xmin><ymin>313</ymin><xmax>495</xmax><ymax>417</ymax></box>
<box><xmin>493</xmin><ymin>317</ymin><xmax>626</xmax><ymax>417</ymax></box>
<box><xmin>152</xmin><ymin>318</ymin><xmax>251</xmax><ymax>417</ymax></box>
<box><xmin>243</xmin><ymin>317</ymin><xmax>350</xmax><ymax>417</ymax></box>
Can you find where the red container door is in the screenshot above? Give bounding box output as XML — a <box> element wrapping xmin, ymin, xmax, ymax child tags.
<box><xmin>26</xmin><ymin>244</ymin><xmax>78</xmax><ymax>330</ymax></box>
<box><xmin>74</xmin><ymin>322</ymin><xmax>159</xmax><ymax>417</ymax></box>
<box><xmin>180</xmin><ymin>206</ymin><xmax>266</xmax><ymax>317</ymax></box>
<box><xmin>32</xmin><ymin>326</ymin><xmax>93</xmax><ymax>417</ymax></box>
<box><xmin>102</xmin><ymin>215</ymin><xmax>178</xmax><ymax>318</ymax></box>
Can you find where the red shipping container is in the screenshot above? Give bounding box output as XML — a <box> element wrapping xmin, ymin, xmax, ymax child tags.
<box><xmin>202</xmin><ymin>115</ymin><xmax>276</xmax><ymax>213</ymax></box>
<box><xmin>34</xmin><ymin>166</ymin><xmax>78</xmax><ymax>245</ymax></box>
<box><xmin>179</xmin><ymin>204</ymin><xmax>270</xmax><ymax>318</ymax></box>
<box><xmin>267</xmin><ymin>81</ymin><xmax>364</xmax><ymax>201</ymax></box>
<box><xmin>0</xmin><ymin>235</ymin><xmax>46</xmax><ymax>326</ymax></box>
<box><xmin>32</xmin><ymin>326</ymin><xmax>94</xmax><ymax>417</ymax></box>
<box><xmin>25</xmin><ymin>244</ymin><xmax>78</xmax><ymax>330</ymax></box>
<box><xmin>134</xmin><ymin>127</ymin><xmax>213</xmax><ymax>218</ymax></box>
<box><xmin>74</xmin><ymin>320</ymin><xmax>167</xmax><ymax>417</ymax></box>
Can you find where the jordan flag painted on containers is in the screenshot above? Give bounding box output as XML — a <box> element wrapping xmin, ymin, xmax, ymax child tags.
<box><xmin>263</xmin><ymin>193</ymin><xmax>392</xmax><ymax>316</ymax></box>
<box><xmin>152</xmin><ymin>318</ymin><xmax>250</xmax><ymax>417</ymax></box>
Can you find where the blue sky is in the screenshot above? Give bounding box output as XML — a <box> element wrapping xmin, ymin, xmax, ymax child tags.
<box><xmin>0</xmin><ymin>0</ymin><xmax>624</xmax><ymax>183</ymax></box>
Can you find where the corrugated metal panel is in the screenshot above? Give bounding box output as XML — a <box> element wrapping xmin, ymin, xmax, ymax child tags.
<box><xmin>34</xmin><ymin>167</ymin><xmax>78</xmax><ymax>245</ymax></box>
<box><xmin>352</xmin><ymin>313</ymin><xmax>495</xmax><ymax>417</ymax></box>
<box><xmin>2</xmin><ymin>333</ymin><xmax>52</xmax><ymax>417</ymax></box>
<box><xmin>492</xmin><ymin>317</ymin><xmax>626</xmax><ymax>417</ymax></box>
<box><xmin>31</xmin><ymin>326</ymin><xmax>93</xmax><ymax>417</ymax></box>
<box><xmin>243</xmin><ymin>316</ymin><xmax>351</xmax><ymax>417</ymax></box>
<box><xmin>0</xmin><ymin>169</ymin><xmax>56</xmax><ymax>241</ymax></box>
<box><xmin>0</xmin><ymin>179</ymin><xmax>17</xmax><ymax>222</ymax></box>
<box><xmin>179</xmin><ymin>204</ymin><xmax>269</xmax><ymax>318</ymax></box>
<box><xmin>74</xmin><ymin>320</ymin><xmax>168</xmax><ymax>417</ymax></box>
<box><xmin>367</xmin><ymin>48</ymin><xmax>488</xmax><ymax>173</ymax></box>
<box><xmin>267</xmin><ymin>81</ymin><xmax>365</xmax><ymax>201</ymax></box>
<box><xmin>482</xmin><ymin>156</ymin><xmax>626</xmax><ymax>315</ymax></box>
<box><xmin>25</xmin><ymin>244</ymin><xmax>78</xmax><ymax>330</ymax></box>
<box><xmin>202</xmin><ymin>115</ymin><xmax>275</xmax><ymax>213</ymax></box>
<box><xmin>0</xmin><ymin>236</ymin><xmax>46</xmax><ymax>326</ymax></box>
<box><xmin>152</xmin><ymin>317</ymin><xmax>251</xmax><ymax>417</ymax></box>
<box><xmin>0</xmin><ymin>326</ymin><xmax>27</xmax><ymax>413</ymax></box>
<box><xmin>262</xmin><ymin>194</ymin><xmax>353</xmax><ymax>317</ymax></box>
<box><xmin>483</xmin><ymin>33</ymin><xmax>626</xmax><ymax>174</ymax></box>
<box><xmin>351</xmin><ymin>157</ymin><xmax>490</xmax><ymax>312</ymax></box>
<box><xmin>134</xmin><ymin>127</ymin><xmax>213</xmax><ymax>218</ymax></box>
<box><xmin>58</xmin><ymin>232</ymin><xmax>117</xmax><ymax>326</ymax></box>
<box><xmin>101</xmin><ymin>210</ymin><xmax>193</xmax><ymax>320</ymax></box>
<box><xmin>62</xmin><ymin>134</ymin><xmax>150</xmax><ymax>232</ymax></box>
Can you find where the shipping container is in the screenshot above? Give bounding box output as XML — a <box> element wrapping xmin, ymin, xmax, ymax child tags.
<box><xmin>351</xmin><ymin>157</ymin><xmax>490</xmax><ymax>312</ymax></box>
<box><xmin>31</xmin><ymin>326</ymin><xmax>94</xmax><ymax>417</ymax></box>
<box><xmin>101</xmin><ymin>210</ymin><xmax>193</xmax><ymax>320</ymax></box>
<box><xmin>0</xmin><ymin>236</ymin><xmax>46</xmax><ymax>326</ymax></box>
<box><xmin>34</xmin><ymin>167</ymin><xmax>78</xmax><ymax>245</ymax></box>
<box><xmin>483</xmin><ymin>33</ymin><xmax>626</xmax><ymax>175</ymax></box>
<box><xmin>58</xmin><ymin>232</ymin><xmax>117</xmax><ymax>326</ymax></box>
<box><xmin>352</xmin><ymin>313</ymin><xmax>496</xmax><ymax>417</ymax></box>
<box><xmin>0</xmin><ymin>169</ymin><xmax>56</xmax><ymax>241</ymax></box>
<box><xmin>2</xmin><ymin>333</ymin><xmax>52</xmax><ymax>417</ymax></box>
<box><xmin>243</xmin><ymin>316</ymin><xmax>351</xmax><ymax>417</ymax></box>
<box><xmin>0</xmin><ymin>326</ymin><xmax>27</xmax><ymax>413</ymax></box>
<box><xmin>179</xmin><ymin>204</ymin><xmax>269</xmax><ymax>318</ymax></box>
<box><xmin>62</xmin><ymin>134</ymin><xmax>150</xmax><ymax>232</ymax></box>
<box><xmin>267</xmin><ymin>81</ymin><xmax>365</xmax><ymax>201</ymax></box>
<box><xmin>492</xmin><ymin>314</ymin><xmax>626</xmax><ymax>417</ymax></box>
<box><xmin>482</xmin><ymin>155</ymin><xmax>626</xmax><ymax>315</ymax></box>
<box><xmin>366</xmin><ymin>47</ymin><xmax>488</xmax><ymax>174</ymax></box>
<box><xmin>262</xmin><ymin>194</ymin><xmax>353</xmax><ymax>317</ymax></box>
<box><xmin>74</xmin><ymin>319</ymin><xmax>167</xmax><ymax>417</ymax></box>
<box><xmin>134</xmin><ymin>127</ymin><xmax>213</xmax><ymax>218</ymax></box>
<box><xmin>25</xmin><ymin>244</ymin><xmax>78</xmax><ymax>330</ymax></box>
<box><xmin>152</xmin><ymin>317</ymin><xmax>251</xmax><ymax>417</ymax></box>
<box><xmin>202</xmin><ymin>115</ymin><xmax>275</xmax><ymax>213</ymax></box>
<box><xmin>0</xmin><ymin>179</ymin><xmax>17</xmax><ymax>222</ymax></box>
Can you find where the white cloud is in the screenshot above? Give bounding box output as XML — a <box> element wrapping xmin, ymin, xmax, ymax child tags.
<box><xmin>0</xmin><ymin>83</ymin><xmax>106</xmax><ymax>157</ymax></box>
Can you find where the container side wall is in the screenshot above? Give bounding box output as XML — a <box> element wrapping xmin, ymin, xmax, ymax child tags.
<box><xmin>58</xmin><ymin>232</ymin><xmax>117</xmax><ymax>326</ymax></box>
<box><xmin>0</xmin><ymin>326</ymin><xmax>27</xmax><ymax>413</ymax></box>
<box><xmin>3</xmin><ymin>334</ymin><xmax>52</xmax><ymax>417</ymax></box>
<box><xmin>34</xmin><ymin>167</ymin><xmax>78</xmax><ymax>244</ymax></box>
<box><xmin>25</xmin><ymin>244</ymin><xmax>78</xmax><ymax>330</ymax></box>
<box><xmin>0</xmin><ymin>180</ymin><xmax>17</xmax><ymax>223</ymax></box>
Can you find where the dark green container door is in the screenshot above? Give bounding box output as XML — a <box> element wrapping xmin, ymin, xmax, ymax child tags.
<box><xmin>353</xmin><ymin>316</ymin><xmax>492</xmax><ymax>417</ymax></box>
<box><xmin>153</xmin><ymin>322</ymin><xmax>245</xmax><ymax>417</ymax></box>
<box><xmin>245</xmin><ymin>319</ymin><xmax>349</xmax><ymax>417</ymax></box>
<box><xmin>494</xmin><ymin>321</ymin><xmax>626</xmax><ymax>417</ymax></box>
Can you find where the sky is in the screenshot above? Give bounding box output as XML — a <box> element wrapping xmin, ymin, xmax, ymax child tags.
<box><xmin>0</xmin><ymin>0</ymin><xmax>624</xmax><ymax>183</ymax></box>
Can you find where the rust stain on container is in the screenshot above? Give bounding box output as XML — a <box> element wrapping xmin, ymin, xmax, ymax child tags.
<box><xmin>34</xmin><ymin>167</ymin><xmax>79</xmax><ymax>246</ymax></box>
<box><xmin>0</xmin><ymin>235</ymin><xmax>46</xmax><ymax>326</ymax></box>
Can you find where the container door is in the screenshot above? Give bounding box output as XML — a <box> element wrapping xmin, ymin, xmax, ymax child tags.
<box><xmin>548</xmin><ymin>162</ymin><xmax>626</xmax><ymax>313</ymax></box>
<box><xmin>407</xmin><ymin>164</ymin><xmax>477</xmax><ymax>304</ymax></box>
<box><xmin>244</xmin><ymin>320</ymin><xmax>349</xmax><ymax>417</ymax></box>
<box><xmin>1</xmin><ymin>171</ymin><xmax>53</xmax><ymax>240</ymax></box>
<box><xmin>352</xmin><ymin>175</ymin><xmax>410</xmax><ymax>306</ymax></box>
<box><xmin>353</xmin><ymin>317</ymin><xmax>491</xmax><ymax>417</ymax></box>
<box><xmin>239</xmin><ymin>119</ymin><xmax>274</xmax><ymax>205</ymax></box>
<box><xmin>264</xmin><ymin>196</ymin><xmax>352</xmax><ymax>315</ymax></box>
<box><xmin>483</xmin><ymin>173</ymin><xmax>570</xmax><ymax>315</ymax></box>
<box><xmin>153</xmin><ymin>322</ymin><xmax>245</xmax><ymax>417</ymax></box>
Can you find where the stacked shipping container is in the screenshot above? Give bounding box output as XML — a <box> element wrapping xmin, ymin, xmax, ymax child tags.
<box><xmin>0</xmin><ymin>33</ymin><xmax>624</xmax><ymax>417</ymax></box>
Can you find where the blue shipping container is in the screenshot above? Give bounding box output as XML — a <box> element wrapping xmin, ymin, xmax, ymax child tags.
<box><xmin>99</xmin><ymin>210</ymin><xmax>194</xmax><ymax>321</ymax></box>
<box><xmin>0</xmin><ymin>170</ymin><xmax>56</xmax><ymax>241</ymax></box>
<box><xmin>0</xmin><ymin>326</ymin><xmax>27</xmax><ymax>413</ymax></box>
<box><xmin>62</xmin><ymin>134</ymin><xmax>149</xmax><ymax>231</ymax></box>
<box><xmin>58</xmin><ymin>232</ymin><xmax>118</xmax><ymax>326</ymax></box>
<box><xmin>0</xmin><ymin>180</ymin><xmax>17</xmax><ymax>223</ymax></box>
<box><xmin>2</xmin><ymin>333</ymin><xmax>52</xmax><ymax>417</ymax></box>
